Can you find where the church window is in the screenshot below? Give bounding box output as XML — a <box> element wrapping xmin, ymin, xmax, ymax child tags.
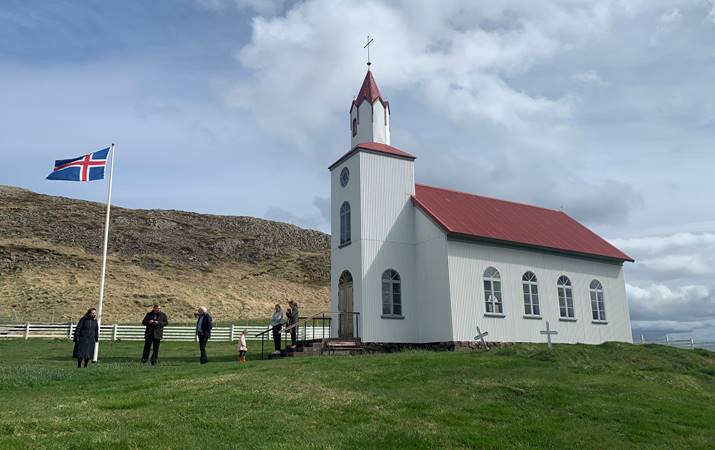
<box><xmin>590</xmin><ymin>280</ymin><xmax>606</xmax><ymax>321</ymax></box>
<box><xmin>522</xmin><ymin>271</ymin><xmax>540</xmax><ymax>316</ymax></box>
<box><xmin>382</xmin><ymin>269</ymin><xmax>402</xmax><ymax>317</ymax></box>
<box><xmin>352</xmin><ymin>118</ymin><xmax>357</xmax><ymax>137</ymax></box>
<box><xmin>557</xmin><ymin>275</ymin><xmax>575</xmax><ymax>319</ymax></box>
<box><xmin>483</xmin><ymin>267</ymin><xmax>503</xmax><ymax>314</ymax></box>
<box><xmin>340</xmin><ymin>202</ymin><xmax>351</xmax><ymax>245</ymax></box>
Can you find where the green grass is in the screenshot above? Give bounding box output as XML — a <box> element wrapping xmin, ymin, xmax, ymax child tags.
<box><xmin>1</xmin><ymin>340</ymin><xmax>714</xmax><ymax>449</ymax></box>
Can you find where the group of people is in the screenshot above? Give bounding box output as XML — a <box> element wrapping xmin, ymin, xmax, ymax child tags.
<box><xmin>72</xmin><ymin>303</ymin><xmax>250</xmax><ymax>367</ymax></box>
<box><xmin>270</xmin><ymin>300</ymin><xmax>300</xmax><ymax>353</ymax></box>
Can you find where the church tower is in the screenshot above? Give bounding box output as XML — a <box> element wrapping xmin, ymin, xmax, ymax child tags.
<box><xmin>330</xmin><ymin>67</ymin><xmax>417</xmax><ymax>344</ymax></box>
<box><xmin>350</xmin><ymin>69</ymin><xmax>390</xmax><ymax>148</ymax></box>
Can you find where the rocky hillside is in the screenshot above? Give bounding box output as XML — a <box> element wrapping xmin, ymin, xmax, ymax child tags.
<box><xmin>0</xmin><ymin>185</ymin><xmax>330</xmax><ymax>323</ymax></box>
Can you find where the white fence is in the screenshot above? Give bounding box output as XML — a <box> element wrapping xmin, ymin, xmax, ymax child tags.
<box><xmin>637</xmin><ymin>335</ymin><xmax>715</xmax><ymax>352</ymax></box>
<box><xmin>0</xmin><ymin>323</ymin><xmax>331</xmax><ymax>342</ymax></box>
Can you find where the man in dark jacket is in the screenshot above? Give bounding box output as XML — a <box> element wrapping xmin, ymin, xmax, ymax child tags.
<box><xmin>195</xmin><ymin>306</ymin><xmax>213</xmax><ymax>364</ymax></box>
<box><xmin>141</xmin><ymin>304</ymin><xmax>168</xmax><ymax>365</ymax></box>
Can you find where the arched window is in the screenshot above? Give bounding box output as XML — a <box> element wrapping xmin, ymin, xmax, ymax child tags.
<box><xmin>557</xmin><ymin>275</ymin><xmax>575</xmax><ymax>319</ymax></box>
<box><xmin>382</xmin><ymin>269</ymin><xmax>402</xmax><ymax>317</ymax></box>
<box><xmin>590</xmin><ymin>280</ymin><xmax>606</xmax><ymax>321</ymax></box>
<box><xmin>351</xmin><ymin>118</ymin><xmax>357</xmax><ymax>137</ymax></box>
<box><xmin>522</xmin><ymin>271</ymin><xmax>540</xmax><ymax>316</ymax></box>
<box><xmin>483</xmin><ymin>267</ymin><xmax>503</xmax><ymax>314</ymax></box>
<box><xmin>340</xmin><ymin>202</ymin><xmax>351</xmax><ymax>245</ymax></box>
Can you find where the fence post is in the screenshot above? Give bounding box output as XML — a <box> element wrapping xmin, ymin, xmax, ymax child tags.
<box><xmin>112</xmin><ymin>323</ymin><xmax>118</xmax><ymax>341</ymax></box>
<box><xmin>640</xmin><ymin>335</ymin><xmax>645</xmax><ymax>344</ymax></box>
<box><xmin>68</xmin><ymin>323</ymin><xmax>74</xmax><ymax>339</ymax></box>
<box><xmin>690</xmin><ymin>337</ymin><xmax>695</xmax><ymax>350</ymax></box>
<box><xmin>665</xmin><ymin>335</ymin><xmax>670</xmax><ymax>345</ymax></box>
<box><xmin>230</xmin><ymin>325</ymin><xmax>236</xmax><ymax>342</ymax></box>
<box><xmin>24</xmin><ymin>322</ymin><xmax>31</xmax><ymax>340</ymax></box>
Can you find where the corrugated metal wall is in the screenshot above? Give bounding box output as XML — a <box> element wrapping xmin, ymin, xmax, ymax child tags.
<box><xmin>414</xmin><ymin>209</ymin><xmax>453</xmax><ymax>343</ymax></box>
<box><xmin>358</xmin><ymin>152</ymin><xmax>416</xmax><ymax>342</ymax></box>
<box><xmin>330</xmin><ymin>154</ymin><xmax>363</xmax><ymax>337</ymax></box>
<box><xmin>447</xmin><ymin>240</ymin><xmax>632</xmax><ymax>344</ymax></box>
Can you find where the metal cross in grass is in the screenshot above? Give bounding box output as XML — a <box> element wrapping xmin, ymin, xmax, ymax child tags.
<box><xmin>540</xmin><ymin>321</ymin><xmax>558</xmax><ymax>349</ymax></box>
<box><xmin>474</xmin><ymin>326</ymin><xmax>489</xmax><ymax>349</ymax></box>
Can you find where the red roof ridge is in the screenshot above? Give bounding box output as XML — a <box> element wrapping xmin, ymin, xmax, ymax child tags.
<box><xmin>415</xmin><ymin>183</ymin><xmax>563</xmax><ymax>214</ymax></box>
<box><xmin>413</xmin><ymin>183</ymin><xmax>634</xmax><ymax>263</ymax></box>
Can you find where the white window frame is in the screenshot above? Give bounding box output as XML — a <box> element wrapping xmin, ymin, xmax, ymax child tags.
<box><xmin>339</xmin><ymin>201</ymin><xmax>351</xmax><ymax>246</ymax></box>
<box><xmin>381</xmin><ymin>269</ymin><xmax>402</xmax><ymax>318</ymax></box>
<box><xmin>557</xmin><ymin>275</ymin><xmax>575</xmax><ymax>319</ymax></box>
<box><xmin>483</xmin><ymin>267</ymin><xmax>503</xmax><ymax>315</ymax></box>
<box><xmin>522</xmin><ymin>271</ymin><xmax>540</xmax><ymax>317</ymax></box>
<box><xmin>590</xmin><ymin>280</ymin><xmax>606</xmax><ymax>322</ymax></box>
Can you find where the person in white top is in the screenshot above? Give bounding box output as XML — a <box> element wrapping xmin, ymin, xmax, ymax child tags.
<box><xmin>238</xmin><ymin>329</ymin><xmax>248</xmax><ymax>363</ymax></box>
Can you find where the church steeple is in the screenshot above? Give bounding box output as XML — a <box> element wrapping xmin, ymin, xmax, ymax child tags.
<box><xmin>350</xmin><ymin>69</ymin><xmax>390</xmax><ymax>148</ymax></box>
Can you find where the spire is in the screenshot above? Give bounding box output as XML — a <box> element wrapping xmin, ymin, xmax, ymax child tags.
<box><xmin>354</xmin><ymin>70</ymin><xmax>383</xmax><ymax>107</ymax></box>
<box><xmin>350</xmin><ymin>70</ymin><xmax>390</xmax><ymax>147</ymax></box>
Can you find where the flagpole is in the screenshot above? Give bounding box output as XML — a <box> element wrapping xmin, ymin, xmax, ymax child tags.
<box><xmin>93</xmin><ymin>143</ymin><xmax>115</xmax><ymax>363</ymax></box>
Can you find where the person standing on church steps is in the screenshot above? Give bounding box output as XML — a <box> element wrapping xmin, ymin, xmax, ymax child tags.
<box><xmin>73</xmin><ymin>307</ymin><xmax>98</xmax><ymax>368</ymax></box>
<box><xmin>270</xmin><ymin>304</ymin><xmax>283</xmax><ymax>353</ymax></box>
<box><xmin>195</xmin><ymin>306</ymin><xmax>213</xmax><ymax>364</ymax></box>
<box><xmin>286</xmin><ymin>301</ymin><xmax>299</xmax><ymax>348</ymax></box>
<box><xmin>141</xmin><ymin>304</ymin><xmax>168</xmax><ymax>365</ymax></box>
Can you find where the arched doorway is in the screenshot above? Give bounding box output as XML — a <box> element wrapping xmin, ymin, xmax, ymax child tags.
<box><xmin>338</xmin><ymin>270</ymin><xmax>354</xmax><ymax>338</ymax></box>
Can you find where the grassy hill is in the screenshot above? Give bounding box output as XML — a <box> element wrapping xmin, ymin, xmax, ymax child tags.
<box><xmin>0</xmin><ymin>185</ymin><xmax>330</xmax><ymax>323</ymax></box>
<box><xmin>1</xmin><ymin>340</ymin><xmax>714</xmax><ymax>449</ymax></box>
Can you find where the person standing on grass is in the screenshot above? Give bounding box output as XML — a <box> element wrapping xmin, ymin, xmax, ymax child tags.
<box><xmin>73</xmin><ymin>308</ymin><xmax>98</xmax><ymax>368</ymax></box>
<box><xmin>238</xmin><ymin>329</ymin><xmax>248</xmax><ymax>363</ymax></box>
<box><xmin>271</xmin><ymin>304</ymin><xmax>283</xmax><ymax>353</ymax></box>
<box><xmin>195</xmin><ymin>306</ymin><xmax>213</xmax><ymax>364</ymax></box>
<box><xmin>286</xmin><ymin>300</ymin><xmax>299</xmax><ymax>348</ymax></box>
<box><xmin>141</xmin><ymin>304</ymin><xmax>168</xmax><ymax>365</ymax></box>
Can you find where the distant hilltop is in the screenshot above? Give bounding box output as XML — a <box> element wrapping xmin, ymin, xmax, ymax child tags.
<box><xmin>0</xmin><ymin>185</ymin><xmax>330</xmax><ymax>323</ymax></box>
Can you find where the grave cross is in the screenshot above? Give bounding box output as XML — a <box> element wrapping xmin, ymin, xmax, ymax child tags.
<box><xmin>474</xmin><ymin>326</ymin><xmax>489</xmax><ymax>349</ymax></box>
<box><xmin>364</xmin><ymin>35</ymin><xmax>374</xmax><ymax>67</ymax></box>
<box><xmin>540</xmin><ymin>321</ymin><xmax>558</xmax><ymax>349</ymax></box>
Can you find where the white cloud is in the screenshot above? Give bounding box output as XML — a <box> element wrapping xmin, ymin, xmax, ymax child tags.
<box><xmin>627</xmin><ymin>282</ymin><xmax>714</xmax><ymax>321</ymax></box>
<box><xmin>573</xmin><ymin>69</ymin><xmax>609</xmax><ymax>86</ymax></box>
<box><xmin>611</xmin><ymin>232</ymin><xmax>715</xmax><ymax>255</ymax></box>
<box><xmin>659</xmin><ymin>8</ymin><xmax>683</xmax><ymax>24</ymax></box>
<box><xmin>229</xmin><ymin>0</ymin><xmax>642</xmax><ymax>147</ymax></box>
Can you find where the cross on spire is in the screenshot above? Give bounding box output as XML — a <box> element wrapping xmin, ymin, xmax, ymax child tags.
<box><xmin>364</xmin><ymin>35</ymin><xmax>374</xmax><ymax>68</ymax></box>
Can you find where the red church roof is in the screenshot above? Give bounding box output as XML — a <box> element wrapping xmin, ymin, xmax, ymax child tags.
<box><xmin>412</xmin><ymin>184</ymin><xmax>634</xmax><ymax>263</ymax></box>
<box><xmin>329</xmin><ymin>142</ymin><xmax>416</xmax><ymax>170</ymax></box>
<box><xmin>351</xmin><ymin>70</ymin><xmax>389</xmax><ymax>112</ymax></box>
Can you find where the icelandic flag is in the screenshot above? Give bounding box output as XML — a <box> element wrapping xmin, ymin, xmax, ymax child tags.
<box><xmin>46</xmin><ymin>147</ymin><xmax>110</xmax><ymax>182</ymax></box>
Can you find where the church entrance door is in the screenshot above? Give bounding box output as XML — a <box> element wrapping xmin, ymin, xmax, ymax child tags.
<box><xmin>338</xmin><ymin>271</ymin><xmax>354</xmax><ymax>338</ymax></box>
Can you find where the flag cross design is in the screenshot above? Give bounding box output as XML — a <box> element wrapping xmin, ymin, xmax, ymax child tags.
<box><xmin>47</xmin><ymin>147</ymin><xmax>110</xmax><ymax>182</ymax></box>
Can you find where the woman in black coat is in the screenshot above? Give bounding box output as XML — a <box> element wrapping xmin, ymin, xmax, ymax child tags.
<box><xmin>73</xmin><ymin>308</ymin><xmax>99</xmax><ymax>368</ymax></box>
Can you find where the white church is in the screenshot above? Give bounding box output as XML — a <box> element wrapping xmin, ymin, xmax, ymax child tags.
<box><xmin>330</xmin><ymin>69</ymin><xmax>634</xmax><ymax>346</ymax></box>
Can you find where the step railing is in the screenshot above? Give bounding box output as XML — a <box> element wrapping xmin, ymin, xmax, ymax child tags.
<box><xmin>254</xmin><ymin>311</ymin><xmax>361</xmax><ymax>359</ymax></box>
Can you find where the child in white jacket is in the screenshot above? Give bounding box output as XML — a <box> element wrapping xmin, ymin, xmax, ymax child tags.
<box><xmin>238</xmin><ymin>329</ymin><xmax>248</xmax><ymax>363</ymax></box>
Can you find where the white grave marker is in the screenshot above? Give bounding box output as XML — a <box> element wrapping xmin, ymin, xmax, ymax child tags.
<box><xmin>540</xmin><ymin>321</ymin><xmax>558</xmax><ymax>349</ymax></box>
<box><xmin>474</xmin><ymin>326</ymin><xmax>489</xmax><ymax>349</ymax></box>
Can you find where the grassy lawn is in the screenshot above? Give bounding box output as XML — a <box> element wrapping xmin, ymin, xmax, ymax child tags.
<box><xmin>0</xmin><ymin>340</ymin><xmax>714</xmax><ymax>449</ymax></box>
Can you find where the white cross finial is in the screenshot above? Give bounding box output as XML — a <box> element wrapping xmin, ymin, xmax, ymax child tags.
<box><xmin>364</xmin><ymin>35</ymin><xmax>374</xmax><ymax>68</ymax></box>
<box><xmin>540</xmin><ymin>320</ymin><xmax>558</xmax><ymax>349</ymax></box>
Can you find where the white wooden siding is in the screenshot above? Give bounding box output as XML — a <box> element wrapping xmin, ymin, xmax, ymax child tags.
<box><xmin>330</xmin><ymin>153</ymin><xmax>363</xmax><ymax>338</ymax></box>
<box><xmin>414</xmin><ymin>209</ymin><xmax>453</xmax><ymax>343</ymax></box>
<box><xmin>446</xmin><ymin>239</ymin><xmax>632</xmax><ymax>344</ymax></box>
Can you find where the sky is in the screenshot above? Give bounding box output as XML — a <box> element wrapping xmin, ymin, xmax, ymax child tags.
<box><xmin>1</xmin><ymin>0</ymin><xmax>714</xmax><ymax>340</ymax></box>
